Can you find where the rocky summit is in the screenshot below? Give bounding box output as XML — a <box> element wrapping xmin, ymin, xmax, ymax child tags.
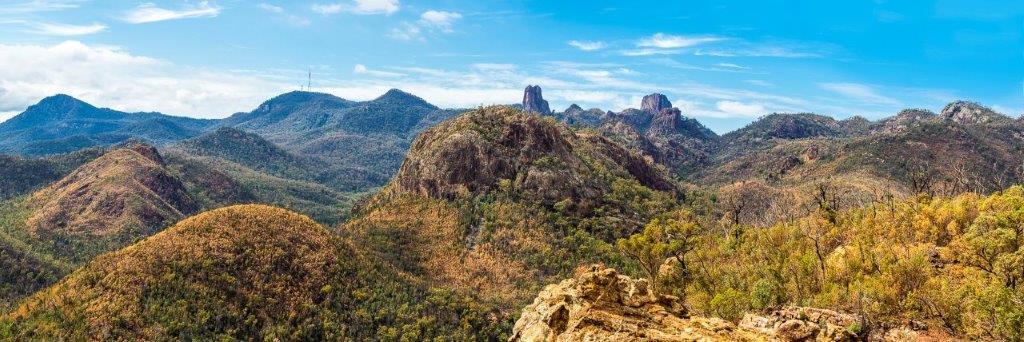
<box><xmin>523</xmin><ymin>85</ymin><xmax>552</xmax><ymax>115</ymax></box>
<box><xmin>641</xmin><ymin>93</ymin><xmax>673</xmax><ymax>114</ymax></box>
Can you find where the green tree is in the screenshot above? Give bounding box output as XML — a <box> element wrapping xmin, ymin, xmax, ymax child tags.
<box><xmin>617</xmin><ymin>209</ymin><xmax>702</xmax><ymax>295</ymax></box>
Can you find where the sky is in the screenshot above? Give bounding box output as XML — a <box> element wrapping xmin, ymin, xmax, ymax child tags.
<box><xmin>0</xmin><ymin>0</ymin><xmax>1021</xmax><ymax>133</ymax></box>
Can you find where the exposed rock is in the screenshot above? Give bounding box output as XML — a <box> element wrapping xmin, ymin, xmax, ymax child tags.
<box><xmin>512</xmin><ymin>265</ymin><xmax>880</xmax><ymax>342</ymax></box>
<box><xmin>558</xmin><ymin>105</ymin><xmax>608</xmax><ymax>128</ymax></box>
<box><xmin>641</xmin><ymin>93</ymin><xmax>673</xmax><ymax>114</ymax></box>
<box><xmin>564</xmin><ymin>104</ymin><xmax>583</xmax><ymax>115</ymax></box>
<box><xmin>510</xmin><ymin>265</ymin><xmax>760</xmax><ymax>342</ymax></box>
<box><xmin>873</xmin><ymin>109</ymin><xmax>936</xmax><ymax>133</ymax></box>
<box><xmin>939</xmin><ymin>100</ymin><xmax>1010</xmax><ymax>124</ymax></box>
<box><xmin>390</xmin><ymin>106</ymin><xmax>674</xmax><ymax>210</ymax></box>
<box><xmin>523</xmin><ymin>85</ymin><xmax>552</xmax><ymax>115</ymax></box>
<box><xmin>648</xmin><ymin>108</ymin><xmax>718</xmax><ymax>141</ymax></box>
<box><xmin>738</xmin><ymin>306</ymin><xmax>865</xmax><ymax>341</ymax></box>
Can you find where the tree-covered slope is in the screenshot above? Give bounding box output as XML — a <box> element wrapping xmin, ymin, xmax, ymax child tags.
<box><xmin>344</xmin><ymin>106</ymin><xmax>682</xmax><ymax>325</ymax></box>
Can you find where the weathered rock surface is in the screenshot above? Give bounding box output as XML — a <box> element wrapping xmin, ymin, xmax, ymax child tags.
<box><xmin>641</xmin><ymin>93</ymin><xmax>673</xmax><ymax>114</ymax></box>
<box><xmin>939</xmin><ymin>100</ymin><xmax>1009</xmax><ymax>124</ymax></box>
<box><xmin>390</xmin><ymin>106</ymin><xmax>674</xmax><ymax>210</ymax></box>
<box><xmin>523</xmin><ymin>85</ymin><xmax>552</xmax><ymax>115</ymax></box>
<box><xmin>511</xmin><ymin>265</ymin><xmax>883</xmax><ymax>342</ymax></box>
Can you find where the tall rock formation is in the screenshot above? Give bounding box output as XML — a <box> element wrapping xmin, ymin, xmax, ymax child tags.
<box><xmin>641</xmin><ymin>93</ymin><xmax>673</xmax><ymax>113</ymax></box>
<box><xmin>522</xmin><ymin>85</ymin><xmax>551</xmax><ymax>115</ymax></box>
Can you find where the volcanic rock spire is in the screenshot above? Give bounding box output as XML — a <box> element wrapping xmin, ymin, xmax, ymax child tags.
<box><xmin>522</xmin><ymin>85</ymin><xmax>551</xmax><ymax>115</ymax></box>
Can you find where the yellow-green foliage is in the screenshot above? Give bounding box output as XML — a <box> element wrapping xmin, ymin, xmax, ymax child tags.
<box><xmin>676</xmin><ymin>186</ymin><xmax>1024</xmax><ymax>340</ymax></box>
<box><xmin>1</xmin><ymin>204</ymin><xmax>511</xmax><ymax>341</ymax></box>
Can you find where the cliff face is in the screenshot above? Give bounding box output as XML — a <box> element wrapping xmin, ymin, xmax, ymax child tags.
<box><xmin>523</xmin><ymin>85</ymin><xmax>552</xmax><ymax>115</ymax></box>
<box><xmin>511</xmin><ymin>266</ymin><xmax>875</xmax><ymax>342</ymax></box>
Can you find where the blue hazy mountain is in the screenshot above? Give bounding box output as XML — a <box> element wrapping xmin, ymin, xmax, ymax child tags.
<box><xmin>0</xmin><ymin>94</ymin><xmax>216</xmax><ymax>155</ymax></box>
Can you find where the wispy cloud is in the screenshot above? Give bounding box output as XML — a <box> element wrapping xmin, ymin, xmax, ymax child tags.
<box><xmin>312</xmin><ymin>0</ymin><xmax>399</xmax><ymax>15</ymax></box>
<box><xmin>257</xmin><ymin>3</ymin><xmax>311</xmax><ymax>26</ymax></box>
<box><xmin>418</xmin><ymin>10</ymin><xmax>461</xmax><ymax>32</ymax></box>
<box><xmin>745</xmin><ymin>80</ymin><xmax>775</xmax><ymax>87</ymax></box>
<box><xmin>353</xmin><ymin>64</ymin><xmax>405</xmax><ymax>77</ymax></box>
<box><xmin>388</xmin><ymin>22</ymin><xmax>422</xmax><ymax>41</ymax></box>
<box><xmin>567</xmin><ymin>40</ymin><xmax>606</xmax><ymax>51</ymax></box>
<box><xmin>694</xmin><ymin>46</ymin><xmax>821</xmax><ymax>58</ymax></box>
<box><xmin>122</xmin><ymin>1</ymin><xmax>221</xmax><ymax>24</ymax></box>
<box><xmin>388</xmin><ymin>9</ymin><xmax>461</xmax><ymax>41</ymax></box>
<box><xmin>26</xmin><ymin>21</ymin><xmax>107</xmax><ymax>36</ymax></box>
<box><xmin>637</xmin><ymin>33</ymin><xmax>723</xmax><ymax>48</ymax></box>
<box><xmin>0</xmin><ymin>0</ymin><xmax>82</xmax><ymax>14</ymax></box>
<box><xmin>819</xmin><ymin>82</ymin><xmax>901</xmax><ymax>105</ymax></box>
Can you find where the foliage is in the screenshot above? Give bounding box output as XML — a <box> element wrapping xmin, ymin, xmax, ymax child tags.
<box><xmin>670</xmin><ymin>186</ymin><xmax>1024</xmax><ymax>340</ymax></box>
<box><xmin>616</xmin><ymin>209</ymin><xmax>702</xmax><ymax>294</ymax></box>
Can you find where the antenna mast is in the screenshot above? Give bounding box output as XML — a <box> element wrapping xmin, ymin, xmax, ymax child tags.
<box><xmin>307</xmin><ymin>68</ymin><xmax>312</xmax><ymax>91</ymax></box>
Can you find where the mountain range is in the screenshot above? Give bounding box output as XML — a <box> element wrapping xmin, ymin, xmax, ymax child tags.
<box><xmin>1</xmin><ymin>86</ymin><xmax>1023</xmax><ymax>340</ymax></box>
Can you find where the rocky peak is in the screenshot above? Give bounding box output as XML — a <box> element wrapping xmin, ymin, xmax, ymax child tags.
<box><xmin>564</xmin><ymin>104</ymin><xmax>583</xmax><ymax>115</ymax></box>
<box><xmin>522</xmin><ymin>85</ymin><xmax>551</xmax><ymax>115</ymax></box>
<box><xmin>641</xmin><ymin>93</ymin><xmax>673</xmax><ymax>113</ymax></box>
<box><xmin>648</xmin><ymin>108</ymin><xmax>718</xmax><ymax>141</ymax></box>
<box><xmin>940</xmin><ymin>100</ymin><xmax>1008</xmax><ymax>124</ymax></box>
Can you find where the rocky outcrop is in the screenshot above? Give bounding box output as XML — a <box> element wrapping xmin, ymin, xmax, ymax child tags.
<box><xmin>641</xmin><ymin>93</ymin><xmax>673</xmax><ymax>114</ymax></box>
<box><xmin>389</xmin><ymin>106</ymin><xmax>674</xmax><ymax>210</ymax></box>
<box><xmin>523</xmin><ymin>85</ymin><xmax>551</xmax><ymax>115</ymax></box>
<box><xmin>873</xmin><ymin>109</ymin><xmax>936</xmax><ymax>134</ymax></box>
<box><xmin>648</xmin><ymin>108</ymin><xmax>718</xmax><ymax>141</ymax></box>
<box><xmin>738</xmin><ymin>307</ymin><xmax>864</xmax><ymax>341</ymax></box>
<box><xmin>510</xmin><ymin>265</ymin><xmax>753</xmax><ymax>342</ymax></box>
<box><xmin>512</xmin><ymin>265</ymin><xmax>874</xmax><ymax>342</ymax></box>
<box><xmin>564</xmin><ymin>104</ymin><xmax>583</xmax><ymax>115</ymax></box>
<box><xmin>939</xmin><ymin>100</ymin><xmax>1009</xmax><ymax>124</ymax></box>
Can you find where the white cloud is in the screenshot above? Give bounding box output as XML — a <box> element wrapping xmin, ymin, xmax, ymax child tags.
<box><xmin>744</xmin><ymin>80</ymin><xmax>774</xmax><ymax>87</ymax></box>
<box><xmin>352</xmin><ymin>64</ymin><xmax>405</xmax><ymax>77</ymax></box>
<box><xmin>716</xmin><ymin>100</ymin><xmax>766</xmax><ymax>117</ymax></box>
<box><xmin>0</xmin><ymin>41</ymin><xmax>290</xmax><ymax>119</ymax></box>
<box><xmin>258</xmin><ymin>3</ymin><xmax>283</xmax><ymax>13</ymax></box>
<box><xmin>389</xmin><ymin>9</ymin><xmax>459</xmax><ymax>41</ymax></box>
<box><xmin>312</xmin><ymin>0</ymin><xmax>399</xmax><ymax>15</ymax></box>
<box><xmin>419</xmin><ymin>10</ymin><xmax>461</xmax><ymax>32</ymax></box>
<box><xmin>0</xmin><ymin>0</ymin><xmax>82</xmax><ymax>14</ymax></box>
<box><xmin>819</xmin><ymin>82</ymin><xmax>900</xmax><ymax>105</ymax></box>
<box><xmin>715</xmin><ymin>62</ymin><xmax>748</xmax><ymax>69</ymax></box>
<box><xmin>694</xmin><ymin>46</ymin><xmax>821</xmax><ymax>58</ymax></box>
<box><xmin>257</xmin><ymin>3</ymin><xmax>311</xmax><ymax>26</ymax></box>
<box><xmin>25</xmin><ymin>21</ymin><xmax>107</xmax><ymax>36</ymax></box>
<box><xmin>637</xmin><ymin>33</ymin><xmax>723</xmax><ymax>48</ymax></box>
<box><xmin>567</xmin><ymin>40</ymin><xmax>606</xmax><ymax>51</ymax></box>
<box><xmin>387</xmin><ymin>21</ymin><xmax>422</xmax><ymax>41</ymax></box>
<box><xmin>122</xmin><ymin>1</ymin><xmax>220</xmax><ymax>24</ymax></box>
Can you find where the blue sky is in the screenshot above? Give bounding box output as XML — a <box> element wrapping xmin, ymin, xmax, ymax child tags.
<box><xmin>0</xmin><ymin>0</ymin><xmax>1020</xmax><ymax>132</ymax></box>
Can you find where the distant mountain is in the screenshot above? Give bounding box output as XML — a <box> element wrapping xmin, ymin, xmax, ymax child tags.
<box><xmin>0</xmin><ymin>95</ymin><xmax>216</xmax><ymax>155</ymax></box>
<box><xmin>224</xmin><ymin>89</ymin><xmax>463</xmax><ymax>190</ymax></box>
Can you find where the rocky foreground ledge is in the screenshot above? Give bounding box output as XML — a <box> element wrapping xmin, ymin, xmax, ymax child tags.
<box><xmin>510</xmin><ymin>265</ymin><xmax>942</xmax><ymax>341</ymax></box>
